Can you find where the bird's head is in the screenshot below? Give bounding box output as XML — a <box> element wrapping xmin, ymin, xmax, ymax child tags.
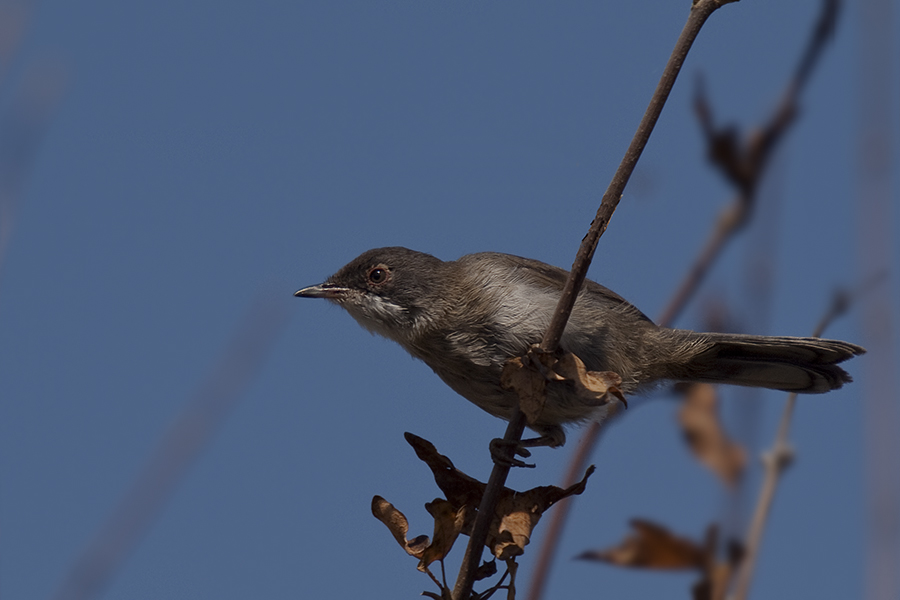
<box><xmin>295</xmin><ymin>247</ymin><xmax>448</xmax><ymax>342</ymax></box>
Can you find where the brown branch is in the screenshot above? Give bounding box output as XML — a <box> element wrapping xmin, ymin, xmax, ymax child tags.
<box><xmin>50</xmin><ymin>296</ymin><xmax>289</xmax><ymax>600</ymax></box>
<box><xmin>732</xmin><ymin>277</ymin><xmax>881</xmax><ymax>600</ymax></box>
<box><xmin>451</xmin><ymin>1</ymin><xmax>737</xmax><ymax>598</ymax></box>
<box><xmin>731</xmin><ymin>293</ymin><xmax>845</xmax><ymax>599</ymax></box>
<box><xmin>856</xmin><ymin>0</ymin><xmax>898</xmax><ymax>595</ymax></box>
<box><xmin>526</xmin><ymin>2</ymin><xmax>842</xmax><ymax>598</ymax></box>
<box><xmin>661</xmin><ymin>0</ymin><xmax>840</xmax><ymax>325</ymax></box>
<box><xmin>539</xmin><ymin>0</ymin><xmax>735</xmax><ymax>354</ymax></box>
<box><xmin>656</xmin><ymin>196</ymin><xmax>747</xmax><ymax>328</ymax></box>
<box><xmin>452</xmin><ymin>411</ymin><xmax>528</xmax><ymax>600</ymax></box>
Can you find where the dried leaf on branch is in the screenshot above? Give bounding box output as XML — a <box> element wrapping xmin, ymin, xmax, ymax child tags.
<box><xmin>372</xmin><ymin>433</ymin><xmax>595</xmax><ymax>578</ymax></box>
<box><xmin>421</xmin><ymin>499</ymin><xmax>467</xmax><ymax>569</ymax></box>
<box><xmin>500</xmin><ymin>345</ymin><xmax>626</xmax><ymax>424</ymax></box>
<box><xmin>579</xmin><ymin>520</ymin><xmax>744</xmax><ymax>600</ymax></box>
<box><xmin>371</xmin><ymin>496</ymin><xmax>432</xmax><ymax>562</ymax></box>
<box><xmin>677</xmin><ymin>383</ymin><xmax>746</xmax><ymax>486</ymax></box>
<box><xmin>578</xmin><ymin>519</ymin><xmax>707</xmax><ymax>570</ymax></box>
<box><xmin>489</xmin><ymin>466</ymin><xmax>595</xmax><ymax>560</ymax></box>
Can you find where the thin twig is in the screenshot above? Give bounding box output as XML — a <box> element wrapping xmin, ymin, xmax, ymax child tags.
<box><xmin>538</xmin><ymin>0</ymin><xmax>734</xmax><ymax>354</ymax></box>
<box><xmin>452</xmin><ymin>412</ymin><xmax>527</xmax><ymax>599</ymax></box>
<box><xmin>475</xmin><ymin>565</ymin><xmax>510</xmax><ymax>600</ymax></box>
<box><xmin>522</xmin><ymin>411</ymin><xmax>612</xmax><ymax>600</ymax></box>
<box><xmin>661</xmin><ymin>0</ymin><xmax>839</xmax><ymax>325</ymax></box>
<box><xmin>526</xmin><ymin>2</ymin><xmax>841</xmax><ymax>597</ymax></box>
<box><xmin>451</xmin><ymin>1</ymin><xmax>735</xmax><ymax>598</ymax></box>
<box><xmin>0</xmin><ymin>39</ymin><xmax>65</xmax><ymax>291</ymax></box>
<box><xmin>423</xmin><ymin>564</ymin><xmax>443</xmax><ymax>592</ymax></box>
<box><xmin>855</xmin><ymin>0</ymin><xmax>898</xmax><ymax>595</ymax></box>
<box><xmin>730</xmin><ymin>288</ymin><xmax>851</xmax><ymax>600</ymax></box>
<box><xmin>657</xmin><ymin>196</ymin><xmax>747</xmax><ymax>328</ymax></box>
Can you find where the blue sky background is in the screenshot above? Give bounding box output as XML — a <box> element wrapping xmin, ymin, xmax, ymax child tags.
<box><xmin>1</xmin><ymin>1</ymin><xmax>898</xmax><ymax>599</ymax></box>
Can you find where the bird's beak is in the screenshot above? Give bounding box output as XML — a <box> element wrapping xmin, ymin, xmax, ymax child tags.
<box><xmin>294</xmin><ymin>283</ymin><xmax>350</xmax><ymax>299</ymax></box>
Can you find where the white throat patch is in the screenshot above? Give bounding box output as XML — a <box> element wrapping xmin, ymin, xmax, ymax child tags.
<box><xmin>341</xmin><ymin>294</ymin><xmax>410</xmax><ymax>343</ymax></box>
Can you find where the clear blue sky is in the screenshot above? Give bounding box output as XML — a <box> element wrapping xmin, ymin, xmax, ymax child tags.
<box><xmin>1</xmin><ymin>1</ymin><xmax>897</xmax><ymax>599</ymax></box>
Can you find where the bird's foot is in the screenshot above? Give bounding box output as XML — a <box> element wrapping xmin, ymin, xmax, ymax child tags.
<box><xmin>489</xmin><ymin>438</ymin><xmax>535</xmax><ymax>469</ymax></box>
<box><xmin>489</xmin><ymin>432</ymin><xmax>564</xmax><ymax>469</ymax></box>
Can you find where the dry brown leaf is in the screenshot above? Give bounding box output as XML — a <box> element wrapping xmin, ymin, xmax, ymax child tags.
<box><xmin>404</xmin><ymin>432</ymin><xmax>484</xmax><ymax>532</ymax></box>
<box><xmin>500</xmin><ymin>355</ymin><xmax>546</xmax><ymax>423</ymax></box>
<box><xmin>491</xmin><ymin>506</ymin><xmax>534</xmax><ymax>560</ymax></box>
<box><xmin>419</xmin><ymin>499</ymin><xmax>467</xmax><ymax>570</ymax></box>
<box><xmin>501</xmin><ymin>346</ymin><xmax>626</xmax><ymax>425</ymax></box>
<box><xmin>578</xmin><ymin>519</ymin><xmax>707</xmax><ymax>570</ymax></box>
<box><xmin>488</xmin><ymin>466</ymin><xmax>595</xmax><ymax>559</ymax></box>
<box><xmin>553</xmin><ymin>352</ymin><xmax>627</xmax><ymax>408</ymax></box>
<box><xmin>371</xmin><ymin>495</ymin><xmax>467</xmax><ymax>572</ymax></box>
<box><xmin>678</xmin><ymin>383</ymin><xmax>746</xmax><ymax>486</ymax></box>
<box><xmin>500</xmin><ymin>350</ymin><xmax>559</xmax><ymax>423</ymax></box>
<box><xmin>582</xmin><ymin>520</ymin><xmax>741</xmax><ymax>599</ymax></box>
<box><xmin>371</xmin><ymin>496</ymin><xmax>430</xmax><ymax>558</ymax></box>
<box><xmin>473</xmin><ymin>559</ymin><xmax>498</xmax><ymax>581</ymax></box>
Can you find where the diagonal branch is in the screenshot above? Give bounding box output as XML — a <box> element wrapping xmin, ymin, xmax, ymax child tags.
<box><xmin>659</xmin><ymin>0</ymin><xmax>839</xmax><ymax>327</ymax></box>
<box><xmin>731</xmin><ymin>276</ymin><xmax>881</xmax><ymax>600</ymax></box>
<box><xmin>450</xmin><ymin>1</ymin><xmax>738</xmax><ymax>598</ymax></box>
<box><xmin>526</xmin><ymin>2</ymin><xmax>842</xmax><ymax>598</ymax></box>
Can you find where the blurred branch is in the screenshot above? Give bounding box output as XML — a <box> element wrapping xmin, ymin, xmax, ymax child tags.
<box><xmin>855</xmin><ymin>0</ymin><xmax>898</xmax><ymax>596</ymax></box>
<box><xmin>0</xmin><ymin>1</ymin><xmax>65</xmax><ymax>290</ymax></box>
<box><xmin>452</xmin><ymin>0</ymin><xmax>739</xmax><ymax>598</ymax></box>
<box><xmin>527</xmin><ymin>2</ymin><xmax>841</xmax><ymax>598</ymax></box>
<box><xmin>658</xmin><ymin>0</ymin><xmax>839</xmax><ymax>327</ymax></box>
<box><xmin>50</xmin><ymin>295</ymin><xmax>290</xmax><ymax>600</ymax></box>
<box><xmin>0</xmin><ymin>1</ymin><xmax>29</xmax><ymax>79</ymax></box>
<box><xmin>731</xmin><ymin>280</ymin><xmax>874</xmax><ymax>600</ymax></box>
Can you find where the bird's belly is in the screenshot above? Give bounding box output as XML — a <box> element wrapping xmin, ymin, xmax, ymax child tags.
<box><xmin>429</xmin><ymin>361</ymin><xmax>612</xmax><ymax>429</ymax></box>
<box><xmin>428</xmin><ymin>363</ymin><xmax>512</xmax><ymax>420</ymax></box>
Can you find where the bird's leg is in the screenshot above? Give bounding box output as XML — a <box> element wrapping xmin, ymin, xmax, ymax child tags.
<box><xmin>490</xmin><ymin>438</ymin><xmax>535</xmax><ymax>468</ymax></box>
<box><xmin>489</xmin><ymin>426</ymin><xmax>566</xmax><ymax>469</ymax></box>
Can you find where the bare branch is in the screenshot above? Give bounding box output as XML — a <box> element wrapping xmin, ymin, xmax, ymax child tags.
<box><xmin>731</xmin><ymin>279</ymin><xmax>879</xmax><ymax>600</ymax></box>
<box><xmin>451</xmin><ymin>1</ymin><xmax>738</xmax><ymax>598</ymax></box>
<box><xmin>539</xmin><ymin>0</ymin><xmax>737</xmax><ymax>353</ymax></box>
<box><xmin>660</xmin><ymin>0</ymin><xmax>840</xmax><ymax>326</ymax></box>
<box><xmin>526</xmin><ymin>2</ymin><xmax>842</xmax><ymax>597</ymax></box>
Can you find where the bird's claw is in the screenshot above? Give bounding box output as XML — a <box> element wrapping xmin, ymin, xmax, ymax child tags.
<box><xmin>489</xmin><ymin>438</ymin><xmax>536</xmax><ymax>469</ymax></box>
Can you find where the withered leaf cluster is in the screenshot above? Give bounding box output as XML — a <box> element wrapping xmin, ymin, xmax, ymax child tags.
<box><xmin>371</xmin><ymin>433</ymin><xmax>594</xmax><ymax>587</ymax></box>
<box><xmin>579</xmin><ymin>520</ymin><xmax>743</xmax><ymax>600</ymax></box>
<box><xmin>500</xmin><ymin>345</ymin><xmax>626</xmax><ymax>425</ymax></box>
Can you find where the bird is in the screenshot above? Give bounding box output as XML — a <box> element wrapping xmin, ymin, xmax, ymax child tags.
<box><xmin>295</xmin><ymin>246</ymin><xmax>865</xmax><ymax>449</ymax></box>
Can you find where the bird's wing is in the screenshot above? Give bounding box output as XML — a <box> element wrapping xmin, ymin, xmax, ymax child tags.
<box><xmin>490</xmin><ymin>253</ymin><xmax>655</xmax><ymax>325</ymax></box>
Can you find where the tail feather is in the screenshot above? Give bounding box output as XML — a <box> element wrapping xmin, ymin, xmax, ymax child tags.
<box><xmin>673</xmin><ymin>333</ymin><xmax>865</xmax><ymax>394</ymax></box>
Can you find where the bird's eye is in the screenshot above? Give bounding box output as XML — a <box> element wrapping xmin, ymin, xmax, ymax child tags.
<box><xmin>367</xmin><ymin>267</ymin><xmax>389</xmax><ymax>284</ymax></box>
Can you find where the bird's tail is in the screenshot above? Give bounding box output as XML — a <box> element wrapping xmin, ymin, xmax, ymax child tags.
<box><xmin>663</xmin><ymin>332</ymin><xmax>865</xmax><ymax>393</ymax></box>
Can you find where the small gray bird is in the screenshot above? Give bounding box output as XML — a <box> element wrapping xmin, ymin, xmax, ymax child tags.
<box><xmin>296</xmin><ymin>247</ymin><xmax>864</xmax><ymax>447</ymax></box>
